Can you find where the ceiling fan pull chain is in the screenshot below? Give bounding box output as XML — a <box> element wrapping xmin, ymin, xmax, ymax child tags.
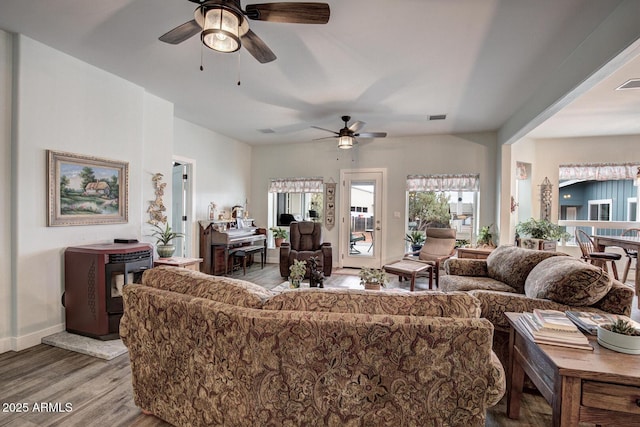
<box><xmin>199</xmin><ymin>42</ymin><xmax>204</xmax><ymax>71</ymax></box>
<box><xmin>237</xmin><ymin>52</ymin><xmax>241</xmax><ymax>86</ymax></box>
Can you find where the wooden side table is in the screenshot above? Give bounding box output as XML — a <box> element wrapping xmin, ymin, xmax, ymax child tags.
<box><xmin>456</xmin><ymin>247</ymin><xmax>494</xmax><ymax>259</ymax></box>
<box><xmin>154</xmin><ymin>257</ymin><xmax>203</xmax><ymax>271</ymax></box>
<box><xmin>505</xmin><ymin>312</ymin><xmax>640</xmax><ymax>426</ymax></box>
<box><xmin>383</xmin><ymin>260</ymin><xmax>433</xmax><ymax>291</ymax></box>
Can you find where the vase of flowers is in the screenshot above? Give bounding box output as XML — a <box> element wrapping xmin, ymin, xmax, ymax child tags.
<box><xmin>359</xmin><ymin>267</ymin><xmax>388</xmax><ymax>291</ymax></box>
<box><xmin>289</xmin><ymin>259</ymin><xmax>307</xmax><ymax>288</ymax></box>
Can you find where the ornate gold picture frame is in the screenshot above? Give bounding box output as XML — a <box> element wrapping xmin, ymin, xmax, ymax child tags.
<box><xmin>47</xmin><ymin>150</ymin><xmax>129</xmax><ymax>226</ymax></box>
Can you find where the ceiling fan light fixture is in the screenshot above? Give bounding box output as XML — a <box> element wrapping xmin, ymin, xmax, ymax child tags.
<box><xmin>199</xmin><ymin>6</ymin><xmax>242</xmax><ymax>53</ymax></box>
<box><xmin>338</xmin><ymin>135</ymin><xmax>353</xmax><ymax>149</ymax></box>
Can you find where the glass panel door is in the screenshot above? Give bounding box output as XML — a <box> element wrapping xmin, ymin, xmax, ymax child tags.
<box><xmin>340</xmin><ymin>170</ymin><xmax>384</xmax><ymax>269</ymax></box>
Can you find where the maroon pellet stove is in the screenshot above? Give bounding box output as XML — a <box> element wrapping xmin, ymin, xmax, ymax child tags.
<box><xmin>63</xmin><ymin>242</ymin><xmax>153</xmax><ymax>340</ymax></box>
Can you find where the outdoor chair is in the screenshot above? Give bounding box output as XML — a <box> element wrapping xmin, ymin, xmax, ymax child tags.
<box><xmin>575</xmin><ymin>229</ymin><xmax>620</xmax><ymax>280</ymax></box>
<box><xmin>350</xmin><ymin>232</ymin><xmax>366</xmax><ymax>254</ymax></box>
<box><xmin>621</xmin><ymin>228</ymin><xmax>639</xmax><ymax>283</ymax></box>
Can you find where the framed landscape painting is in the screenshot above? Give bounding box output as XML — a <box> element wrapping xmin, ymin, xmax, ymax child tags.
<box><xmin>47</xmin><ymin>150</ymin><xmax>129</xmax><ymax>226</ymax></box>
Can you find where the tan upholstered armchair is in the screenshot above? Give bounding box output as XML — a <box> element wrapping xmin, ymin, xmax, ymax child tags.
<box><xmin>403</xmin><ymin>227</ymin><xmax>457</xmax><ymax>286</ymax></box>
<box><xmin>279</xmin><ymin>221</ymin><xmax>332</xmax><ymax>278</ymax></box>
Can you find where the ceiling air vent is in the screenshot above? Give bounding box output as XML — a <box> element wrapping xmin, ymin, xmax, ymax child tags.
<box><xmin>258</xmin><ymin>128</ymin><xmax>276</xmax><ymax>134</ymax></box>
<box><xmin>616</xmin><ymin>79</ymin><xmax>640</xmax><ymax>90</ymax></box>
<box><xmin>428</xmin><ymin>114</ymin><xmax>447</xmax><ymax>121</ymax></box>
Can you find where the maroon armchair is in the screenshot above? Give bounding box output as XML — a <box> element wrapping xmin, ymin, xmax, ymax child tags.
<box><xmin>279</xmin><ymin>221</ymin><xmax>332</xmax><ymax>279</ymax></box>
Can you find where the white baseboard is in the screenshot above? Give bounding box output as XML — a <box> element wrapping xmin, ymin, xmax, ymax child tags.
<box><xmin>0</xmin><ymin>337</ymin><xmax>11</xmax><ymax>354</ymax></box>
<box><xmin>0</xmin><ymin>323</ymin><xmax>65</xmax><ymax>353</ymax></box>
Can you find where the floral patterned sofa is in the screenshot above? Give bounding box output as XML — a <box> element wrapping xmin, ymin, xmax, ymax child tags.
<box><xmin>440</xmin><ymin>245</ymin><xmax>634</xmax><ymax>365</ymax></box>
<box><xmin>121</xmin><ymin>267</ymin><xmax>505</xmax><ymax>427</ymax></box>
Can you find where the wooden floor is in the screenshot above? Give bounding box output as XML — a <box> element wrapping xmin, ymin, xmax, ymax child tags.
<box><xmin>1</xmin><ymin>263</ymin><xmax>637</xmax><ymax>427</ymax></box>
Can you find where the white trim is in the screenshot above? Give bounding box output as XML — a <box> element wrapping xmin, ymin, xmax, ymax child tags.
<box><xmin>627</xmin><ymin>197</ymin><xmax>638</xmax><ymax>222</ymax></box>
<box><xmin>2</xmin><ymin>323</ymin><xmax>65</xmax><ymax>353</ymax></box>
<box><xmin>587</xmin><ymin>198</ymin><xmax>612</xmax><ymax>221</ymax></box>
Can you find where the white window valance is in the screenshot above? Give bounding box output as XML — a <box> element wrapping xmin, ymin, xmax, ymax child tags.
<box><xmin>559</xmin><ymin>163</ymin><xmax>640</xmax><ymax>181</ymax></box>
<box><xmin>406</xmin><ymin>174</ymin><xmax>480</xmax><ymax>192</ymax></box>
<box><xmin>268</xmin><ymin>177</ymin><xmax>324</xmax><ymax>193</ymax></box>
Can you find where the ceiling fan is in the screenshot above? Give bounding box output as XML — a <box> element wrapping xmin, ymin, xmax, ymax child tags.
<box><xmin>312</xmin><ymin>116</ymin><xmax>388</xmax><ymax>149</ymax></box>
<box><xmin>159</xmin><ymin>0</ymin><xmax>330</xmax><ymax>64</ymax></box>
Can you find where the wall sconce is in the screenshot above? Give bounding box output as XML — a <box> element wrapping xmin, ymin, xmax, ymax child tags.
<box><xmin>563</xmin><ymin>194</ymin><xmax>572</xmax><ymax>199</ymax></box>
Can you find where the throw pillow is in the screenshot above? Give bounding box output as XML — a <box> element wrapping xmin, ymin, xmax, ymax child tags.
<box><xmin>486</xmin><ymin>245</ymin><xmax>567</xmax><ymax>294</ymax></box>
<box><xmin>524</xmin><ymin>257</ymin><xmax>613</xmax><ymax>306</ymax></box>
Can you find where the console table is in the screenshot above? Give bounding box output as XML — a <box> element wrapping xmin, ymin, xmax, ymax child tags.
<box><xmin>505</xmin><ymin>312</ymin><xmax>640</xmax><ymax>426</ymax></box>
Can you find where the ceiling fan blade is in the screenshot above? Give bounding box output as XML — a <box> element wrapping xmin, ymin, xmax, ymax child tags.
<box><xmin>356</xmin><ymin>132</ymin><xmax>387</xmax><ymax>138</ymax></box>
<box><xmin>311</xmin><ymin>126</ymin><xmax>339</xmax><ymax>135</ymax></box>
<box><xmin>241</xmin><ymin>30</ymin><xmax>277</xmax><ymax>63</ymax></box>
<box><xmin>159</xmin><ymin>19</ymin><xmax>201</xmax><ymax>44</ymax></box>
<box><xmin>245</xmin><ymin>3</ymin><xmax>330</xmax><ymax>24</ymax></box>
<box><xmin>349</xmin><ymin>120</ymin><xmax>366</xmax><ymax>132</ymax></box>
<box><xmin>313</xmin><ymin>136</ymin><xmax>337</xmax><ymax>141</ymax></box>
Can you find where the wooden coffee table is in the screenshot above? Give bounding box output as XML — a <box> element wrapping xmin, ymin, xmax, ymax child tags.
<box><xmin>505</xmin><ymin>312</ymin><xmax>640</xmax><ymax>427</ymax></box>
<box><xmin>383</xmin><ymin>260</ymin><xmax>433</xmax><ymax>291</ymax></box>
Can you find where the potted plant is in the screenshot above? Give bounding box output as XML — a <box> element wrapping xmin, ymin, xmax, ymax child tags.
<box><xmin>150</xmin><ymin>222</ymin><xmax>184</xmax><ymax>258</ymax></box>
<box><xmin>289</xmin><ymin>259</ymin><xmax>307</xmax><ymax>288</ymax></box>
<box><xmin>359</xmin><ymin>267</ymin><xmax>388</xmax><ymax>291</ymax></box>
<box><xmin>597</xmin><ymin>319</ymin><xmax>640</xmax><ymax>355</ymax></box>
<box><xmin>405</xmin><ymin>230</ymin><xmax>426</xmax><ymax>252</ymax></box>
<box><xmin>270</xmin><ymin>227</ymin><xmax>288</xmax><ymax>247</ymax></box>
<box><xmin>515</xmin><ymin>218</ymin><xmax>570</xmax><ymax>251</ymax></box>
<box><xmin>476</xmin><ymin>224</ymin><xmax>495</xmax><ymax>248</ymax></box>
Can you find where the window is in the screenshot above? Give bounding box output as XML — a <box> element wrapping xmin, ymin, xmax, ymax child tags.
<box><xmin>588</xmin><ymin>199</ymin><xmax>612</xmax><ymax>221</ymax></box>
<box><xmin>406</xmin><ymin>174</ymin><xmax>480</xmax><ymax>244</ymax></box>
<box><xmin>268</xmin><ymin>177</ymin><xmax>323</xmax><ymax>228</ymax></box>
<box><xmin>628</xmin><ymin>197</ymin><xmax>637</xmax><ymax>222</ymax></box>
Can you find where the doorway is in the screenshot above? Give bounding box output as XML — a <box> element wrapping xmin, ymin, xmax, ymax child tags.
<box><xmin>172</xmin><ymin>157</ymin><xmax>195</xmax><ymax>257</ymax></box>
<box><xmin>340</xmin><ymin>169</ymin><xmax>385</xmax><ymax>269</ymax></box>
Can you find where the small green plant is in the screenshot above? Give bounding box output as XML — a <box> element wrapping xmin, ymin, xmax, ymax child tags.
<box><xmin>477</xmin><ymin>224</ymin><xmax>494</xmax><ymax>247</ymax></box>
<box><xmin>405</xmin><ymin>230</ymin><xmax>426</xmax><ymax>245</ymax></box>
<box><xmin>604</xmin><ymin>319</ymin><xmax>640</xmax><ymax>336</ymax></box>
<box><xmin>515</xmin><ymin>218</ymin><xmax>570</xmax><ymax>241</ymax></box>
<box><xmin>289</xmin><ymin>259</ymin><xmax>307</xmax><ymax>280</ymax></box>
<box><xmin>149</xmin><ymin>222</ymin><xmax>184</xmax><ymax>245</ymax></box>
<box><xmin>270</xmin><ymin>227</ymin><xmax>288</xmax><ymax>239</ymax></box>
<box><xmin>359</xmin><ymin>267</ymin><xmax>388</xmax><ymax>287</ymax></box>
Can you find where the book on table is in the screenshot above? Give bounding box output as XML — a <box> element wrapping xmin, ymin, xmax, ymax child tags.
<box><xmin>519</xmin><ymin>312</ymin><xmax>593</xmax><ymax>351</ymax></box>
<box><xmin>565</xmin><ymin>311</ymin><xmax>640</xmax><ymax>335</ymax></box>
<box><xmin>532</xmin><ymin>309</ymin><xmax>578</xmax><ymax>332</ymax></box>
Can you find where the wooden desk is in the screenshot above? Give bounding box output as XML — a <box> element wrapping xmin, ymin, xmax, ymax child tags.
<box><xmin>456</xmin><ymin>247</ymin><xmax>494</xmax><ymax>259</ymax></box>
<box><xmin>154</xmin><ymin>257</ymin><xmax>203</xmax><ymax>271</ymax></box>
<box><xmin>593</xmin><ymin>234</ymin><xmax>640</xmax><ymax>307</ymax></box>
<box><xmin>505</xmin><ymin>312</ymin><xmax>640</xmax><ymax>427</ymax></box>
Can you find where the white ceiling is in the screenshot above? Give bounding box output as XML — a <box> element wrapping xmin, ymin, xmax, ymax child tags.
<box><xmin>1</xmin><ymin>0</ymin><xmax>639</xmax><ymax>146</ymax></box>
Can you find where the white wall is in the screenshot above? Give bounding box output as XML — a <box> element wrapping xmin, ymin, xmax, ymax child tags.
<box><xmin>3</xmin><ymin>35</ymin><xmax>173</xmax><ymax>352</ymax></box>
<box><xmin>0</xmin><ymin>30</ymin><xmax>12</xmax><ymax>352</ymax></box>
<box><xmin>251</xmin><ymin>133</ymin><xmax>498</xmax><ymax>265</ymax></box>
<box><xmin>173</xmin><ymin>118</ymin><xmax>253</xmax><ymax>255</ymax></box>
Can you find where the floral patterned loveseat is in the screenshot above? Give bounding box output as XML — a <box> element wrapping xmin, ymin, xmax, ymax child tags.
<box><xmin>121</xmin><ymin>266</ymin><xmax>505</xmax><ymax>427</ymax></box>
<box><xmin>440</xmin><ymin>245</ymin><xmax>634</xmax><ymax>365</ymax></box>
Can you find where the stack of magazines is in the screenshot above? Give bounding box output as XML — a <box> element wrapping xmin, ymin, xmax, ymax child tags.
<box><xmin>565</xmin><ymin>311</ymin><xmax>640</xmax><ymax>335</ymax></box>
<box><xmin>518</xmin><ymin>309</ymin><xmax>593</xmax><ymax>351</ymax></box>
